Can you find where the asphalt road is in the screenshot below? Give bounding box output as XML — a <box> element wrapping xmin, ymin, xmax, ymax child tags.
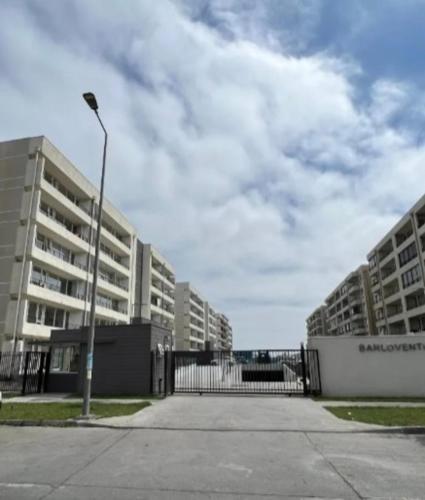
<box><xmin>0</xmin><ymin>396</ymin><xmax>424</xmax><ymax>499</ymax></box>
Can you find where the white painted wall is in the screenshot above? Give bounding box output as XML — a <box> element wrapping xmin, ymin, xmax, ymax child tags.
<box><xmin>308</xmin><ymin>334</ymin><xmax>425</xmax><ymax>397</ymax></box>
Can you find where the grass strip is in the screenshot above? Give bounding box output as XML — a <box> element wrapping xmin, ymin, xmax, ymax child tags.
<box><xmin>315</xmin><ymin>396</ymin><xmax>425</xmax><ymax>402</ymax></box>
<box><xmin>0</xmin><ymin>401</ymin><xmax>150</xmax><ymax>421</ymax></box>
<box><xmin>326</xmin><ymin>406</ymin><xmax>425</xmax><ymax>426</ymax></box>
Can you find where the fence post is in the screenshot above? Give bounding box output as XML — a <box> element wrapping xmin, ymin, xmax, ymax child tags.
<box><xmin>315</xmin><ymin>350</ymin><xmax>322</xmax><ymax>396</ymax></box>
<box><xmin>21</xmin><ymin>352</ymin><xmax>30</xmax><ymax>395</ymax></box>
<box><xmin>37</xmin><ymin>353</ymin><xmax>45</xmax><ymax>393</ymax></box>
<box><xmin>171</xmin><ymin>352</ymin><xmax>175</xmax><ymax>394</ymax></box>
<box><xmin>164</xmin><ymin>351</ymin><xmax>168</xmax><ymax>397</ymax></box>
<box><xmin>300</xmin><ymin>343</ymin><xmax>308</xmax><ymax>397</ymax></box>
<box><xmin>150</xmin><ymin>351</ymin><xmax>155</xmax><ymax>395</ymax></box>
<box><xmin>43</xmin><ymin>351</ymin><xmax>51</xmax><ymax>393</ymax></box>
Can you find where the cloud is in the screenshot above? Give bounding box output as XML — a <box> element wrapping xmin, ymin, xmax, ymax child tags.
<box><xmin>1</xmin><ymin>0</ymin><xmax>424</xmax><ymax>348</ymax></box>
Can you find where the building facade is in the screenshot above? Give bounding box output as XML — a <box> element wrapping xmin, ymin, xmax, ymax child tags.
<box><xmin>306</xmin><ymin>305</ymin><xmax>328</xmax><ymax>337</ymax></box>
<box><xmin>217</xmin><ymin>313</ymin><xmax>233</xmax><ymax>350</ymax></box>
<box><xmin>367</xmin><ymin>195</ymin><xmax>425</xmax><ymax>335</ymax></box>
<box><xmin>324</xmin><ymin>265</ymin><xmax>376</xmax><ymax>337</ymax></box>
<box><xmin>0</xmin><ymin>137</ymin><xmax>137</xmax><ymax>348</ymax></box>
<box><xmin>204</xmin><ymin>302</ymin><xmax>218</xmax><ymax>349</ymax></box>
<box><xmin>174</xmin><ymin>282</ymin><xmax>206</xmax><ymax>350</ymax></box>
<box><xmin>133</xmin><ymin>242</ymin><xmax>175</xmax><ymax>334</ymax></box>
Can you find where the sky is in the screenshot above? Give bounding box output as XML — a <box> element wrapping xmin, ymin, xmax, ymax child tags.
<box><xmin>1</xmin><ymin>0</ymin><xmax>425</xmax><ymax>349</ymax></box>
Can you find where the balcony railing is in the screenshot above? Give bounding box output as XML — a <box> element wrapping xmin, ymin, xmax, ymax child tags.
<box><xmin>40</xmin><ymin>205</ymin><xmax>90</xmax><ymax>244</ymax></box>
<box><xmin>99</xmin><ymin>273</ymin><xmax>129</xmax><ymax>292</ymax></box>
<box><xmin>30</xmin><ymin>277</ymin><xmax>128</xmax><ymax>315</ymax></box>
<box><xmin>35</xmin><ymin>239</ymin><xmax>88</xmax><ymax>271</ymax></box>
<box><xmin>30</xmin><ymin>278</ymin><xmax>86</xmax><ymax>301</ymax></box>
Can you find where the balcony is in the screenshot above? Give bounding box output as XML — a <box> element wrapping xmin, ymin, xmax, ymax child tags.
<box><xmin>26</xmin><ymin>282</ymin><xmax>86</xmax><ymax>312</ymax></box>
<box><xmin>381</xmin><ymin>259</ymin><xmax>397</xmax><ymax>282</ymax></box>
<box><xmin>41</xmin><ymin>178</ymin><xmax>92</xmax><ymax>228</ymax></box>
<box><xmin>386</xmin><ymin>302</ymin><xmax>403</xmax><ymax>318</ymax></box>
<box><xmin>151</xmin><ymin>280</ymin><xmax>174</xmax><ymax>302</ymax></box>
<box><xmin>36</xmin><ymin>211</ymin><xmax>90</xmax><ymax>254</ymax></box>
<box><xmin>378</xmin><ymin>239</ymin><xmax>394</xmax><ymax>263</ymax></box>
<box><xmin>405</xmin><ymin>289</ymin><xmax>425</xmax><ymax>312</ymax></box>
<box><xmin>395</xmin><ymin>220</ymin><xmax>414</xmax><ymax>248</ymax></box>
<box><xmin>98</xmin><ymin>248</ymin><xmax>130</xmax><ymax>277</ymax></box>
<box><xmin>151</xmin><ymin>266</ymin><xmax>175</xmax><ymax>288</ymax></box>
<box><xmin>388</xmin><ymin>320</ymin><xmax>407</xmax><ymax>335</ymax></box>
<box><xmin>34</xmin><ymin>238</ymin><xmax>87</xmax><ymax>273</ymax></box>
<box><xmin>383</xmin><ymin>278</ymin><xmax>400</xmax><ymax>300</ymax></box>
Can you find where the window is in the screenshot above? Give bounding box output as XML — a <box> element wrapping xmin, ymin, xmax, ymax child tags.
<box><xmin>45</xmin><ymin>307</ymin><xmax>55</xmax><ymax>326</ymax></box>
<box><xmin>26</xmin><ymin>302</ymin><xmax>68</xmax><ymax>328</ymax></box>
<box><xmin>398</xmin><ymin>242</ymin><xmax>417</xmax><ymax>268</ymax></box>
<box><xmin>27</xmin><ymin>302</ymin><xmax>38</xmax><ymax>323</ymax></box>
<box><xmin>50</xmin><ymin>345</ymin><xmax>80</xmax><ymax>373</ymax></box>
<box><xmin>401</xmin><ymin>264</ymin><xmax>422</xmax><ymax>289</ymax></box>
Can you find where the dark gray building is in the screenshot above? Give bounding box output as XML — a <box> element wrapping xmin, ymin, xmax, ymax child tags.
<box><xmin>47</xmin><ymin>323</ymin><xmax>172</xmax><ymax>396</ymax></box>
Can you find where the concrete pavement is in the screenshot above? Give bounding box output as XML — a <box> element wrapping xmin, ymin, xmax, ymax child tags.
<box><xmin>95</xmin><ymin>394</ymin><xmax>382</xmax><ymax>431</ymax></box>
<box><xmin>0</xmin><ymin>395</ymin><xmax>425</xmax><ymax>499</ymax></box>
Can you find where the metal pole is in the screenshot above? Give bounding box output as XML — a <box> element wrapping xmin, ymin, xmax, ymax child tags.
<box><xmin>82</xmin><ymin>111</ymin><xmax>107</xmax><ymax>417</ymax></box>
<box><xmin>300</xmin><ymin>342</ymin><xmax>308</xmax><ymax>397</ymax></box>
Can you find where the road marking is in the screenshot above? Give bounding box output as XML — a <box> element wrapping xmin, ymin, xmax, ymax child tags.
<box><xmin>218</xmin><ymin>461</ymin><xmax>253</xmax><ymax>477</ymax></box>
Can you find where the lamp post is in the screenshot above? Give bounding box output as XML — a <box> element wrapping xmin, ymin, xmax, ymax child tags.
<box><xmin>82</xmin><ymin>92</ymin><xmax>108</xmax><ymax>417</ymax></box>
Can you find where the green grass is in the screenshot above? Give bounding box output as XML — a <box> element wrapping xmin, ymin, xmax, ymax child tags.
<box><xmin>64</xmin><ymin>394</ymin><xmax>160</xmax><ymax>400</ymax></box>
<box><xmin>326</xmin><ymin>406</ymin><xmax>425</xmax><ymax>426</ymax></box>
<box><xmin>314</xmin><ymin>396</ymin><xmax>425</xmax><ymax>402</ymax></box>
<box><xmin>0</xmin><ymin>402</ymin><xmax>150</xmax><ymax>421</ymax></box>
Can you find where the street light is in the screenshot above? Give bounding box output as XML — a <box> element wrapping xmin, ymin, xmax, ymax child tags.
<box><xmin>82</xmin><ymin>92</ymin><xmax>108</xmax><ymax>417</ymax></box>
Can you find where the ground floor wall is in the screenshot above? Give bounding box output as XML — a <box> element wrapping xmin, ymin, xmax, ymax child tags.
<box><xmin>308</xmin><ymin>334</ymin><xmax>425</xmax><ymax>397</ymax></box>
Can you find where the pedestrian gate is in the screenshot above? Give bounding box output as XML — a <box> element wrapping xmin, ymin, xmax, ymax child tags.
<box><xmin>171</xmin><ymin>348</ymin><xmax>321</xmax><ymax>396</ymax></box>
<box><xmin>0</xmin><ymin>351</ymin><xmax>51</xmax><ymax>395</ymax></box>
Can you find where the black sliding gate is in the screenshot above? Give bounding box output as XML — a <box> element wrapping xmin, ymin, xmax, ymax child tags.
<box><xmin>171</xmin><ymin>348</ymin><xmax>321</xmax><ymax>396</ymax></box>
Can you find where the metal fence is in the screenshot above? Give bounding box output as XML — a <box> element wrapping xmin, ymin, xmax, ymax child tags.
<box><xmin>0</xmin><ymin>351</ymin><xmax>50</xmax><ymax>395</ymax></box>
<box><xmin>172</xmin><ymin>348</ymin><xmax>321</xmax><ymax>396</ymax></box>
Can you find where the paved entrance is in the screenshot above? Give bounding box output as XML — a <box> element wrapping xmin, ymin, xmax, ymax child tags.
<box><xmin>98</xmin><ymin>394</ymin><xmax>379</xmax><ymax>432</ymax></box>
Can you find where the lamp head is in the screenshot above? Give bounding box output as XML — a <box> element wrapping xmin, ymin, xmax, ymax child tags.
<box><xmin>83</xmin><ymin>92</ymin><xmax>98</xmax><ymax>111</ymax></box>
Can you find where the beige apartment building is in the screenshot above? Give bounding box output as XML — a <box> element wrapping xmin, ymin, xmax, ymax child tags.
<box><xmin>217</xmin><ymin>313</ymin><xmax>233</xmax><ymax>350</ymax></box>
<box><xmin>133</xmin><ymin>242</ymin><xmax>175</xmax><ymax>334</ymax></box>
<box><xmin>175</xmin><ymin>282</ymin><xmax>206</xmax><ymax>350</ymax></box>
<box><xmin>325</xmin><ymin>265</ymin><xmax>376</xmax><ymax>336</ymax></box>
<box><xmin>306</xmin><ymin>305</ymin><xmax>328</xmax><ymax>337</ymax></box>
<box><xmin>0</xmin><ymin>137</ymin><xmax>137</xmax><ymax>349</ymax></box>
<box><xmin>204</xmin><ymin>302</ymin><xmax>218</xmax><ymax>349</ymax></box>
<box><xmin>367</xmin><ymin>194</ymin><xmax>425</xmax><ymax>335</ymax></box>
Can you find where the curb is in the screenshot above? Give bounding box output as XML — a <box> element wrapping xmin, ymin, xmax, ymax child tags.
<box><xmin>1</xmin><ymin>420</ymin><xmax>425</xmax><ymax>434</ymax></box>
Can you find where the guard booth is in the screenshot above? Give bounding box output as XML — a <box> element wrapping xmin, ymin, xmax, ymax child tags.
<box><xmin>46</xmin><ymin>323</ymin><xmax>172</xmax><ymax>396</ymax></box>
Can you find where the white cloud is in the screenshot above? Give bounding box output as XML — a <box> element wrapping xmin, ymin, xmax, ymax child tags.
<box><xmin>1</xmin><ymin>0</ymin><xmax>424</xmax><ymax>348</ymax></box>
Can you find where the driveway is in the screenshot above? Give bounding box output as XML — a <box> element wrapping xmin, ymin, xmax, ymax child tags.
<box><xmin>0</xmin><ymin>395</ymin><xmax>424</xmax><ymax>499</ymax></box>
<box><xmin>96</xmin><ymin>394</ymin><xmax>381</xmax><ymax>431</ymax></box>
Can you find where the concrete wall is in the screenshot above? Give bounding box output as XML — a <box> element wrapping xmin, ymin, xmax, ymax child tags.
<box><xmin>309</xmin><ymin>334</ymin><xmax>425</xmax><ymax>397</ymax></box>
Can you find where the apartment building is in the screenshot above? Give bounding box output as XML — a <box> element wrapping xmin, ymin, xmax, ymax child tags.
<box><xmin>0</xmin><ymin>137</ymin><xmax>137</xmax><ymax>348</ymax></box>
<box><xmin>175</xmin><ymin>282</ymin><xmax>206</xmax><ymax>350</ymax></box>
<box><xmin>325</xmin><ymin>265</ymin><xmax>376</xmax><ymax>336</ymax></box>
<box><xmin>204</xmin><ymin>302</ymin><xmax>218</xmax><ymax>349</ymax></box>
<box><xmin>367</xmin><ymin>194</ymin><xmax>425</xmax><ymax>335</ymax></box>
<box><xmin>133</xmin><ymin>242</ymin><xmax>175</xmax><ymax>334</ymax></box>
<box><xmin>306</xmin><ymin>306</ymin><xmax>328</xmax><ymax>337</ymax></box>
<box><xmin>217</xmin><ymin>313</ymin><xmax>233</xmax><ymax>350</ymax></box>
